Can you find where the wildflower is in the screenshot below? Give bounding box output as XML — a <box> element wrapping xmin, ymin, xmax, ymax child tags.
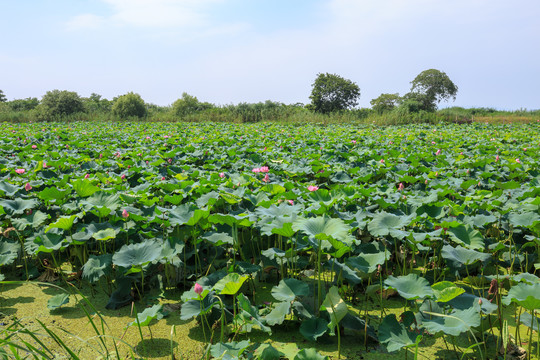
<box><xmin>32</xmin><ymin>145</ymin><xmax>37</xmax><ymax>149</ymax></box>
<box><xmin>219</xmin><ymin>172</ymin><xmax>225</xmax><ymax>178</ymax></box>
<box><xmin>25</xmin><ymin>183</ymin><xmax>32</xmax><ymax>191</ymax></box>
<box><xmin>194</xmin><ymin>283</ymin><xmax>203</xmax><ymax>297</ymax></box>
<box><xmin>308</xmin><ymin>185</ymin><xmax>319</xmax><ymax>192</ymax></box>
<box><xmin>122</xmin><ymin>209</ymin><xmax>129</xmax><ymax>218</ymax></box>
<box><xmin>15</xmin><ymin>168</ymin><xmax>25</xmax><ymax>174</ymax></box>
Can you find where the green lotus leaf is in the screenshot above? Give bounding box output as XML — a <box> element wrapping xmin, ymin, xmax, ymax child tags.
<box><xmin>378</xmin><ymin>314</ymin><xmax>419</xmax><ymax>353</ymax></box>
<box><xmin>272</xmin><ymin>278</ymin><xmax>310</xmax><ymax>302</ymax></box>
<box><xmin>346</xmin><ymin>243</ymin><xmax>390</xmax><ymax>274</ymax></box>
<box><xmin>447</xmin><ymin>293</ymin><xmax>497</xmax><ymax>314</ymax></box>
<box><xmin>82</xmin><ymin>254</ymin><xmax>112</xmax><ymax>283</ymax></box>
<box><xmin>0</xmin><ymin>198</ymin><xmax>38</xmax><ymax>216</ymax></box>
<box><xmin>293</xmin><ymin>216</ymin><xmax>352</xmax><ymax>243</ymax></box>
<box><xmin>294</xmin><ymin>348</ymin><xmax>328</xmax><ymax>360</ymax></box>
<box><xmin>385</xmin><ymin>273</ymin><xmax>434</xmax><ymax>300</ymax></box>
<box><xmin>441</xmin><ymin>244</ymin><xmax>491</xmax><ymax>267</ymax></box>
<box><xmin>0</xmin><ymin>181</ymin><xmax>21</xmax><ymax>196</ymax></box>
<box><xmin>0</xmin><ymin>240</ymin><xmax>20</xmax><ymax>266</ymax></box>
<box><xmin>12</xmin><ymin>210</ymin><xmax>49</xmax><ymax>230</ymax></box>
<box><xmin>209</xmin><ymin>340</ymin><xmax>251</xmax><ymax>359</ymax></box>
<box><xmin>299</xmin><ymin>317</ymin><xmax>328</xmax><ymax>341</ymax></box>
<box><xmin>320</xmin><ymin>286</ymin><xmax>348</xmax><ymax>335</ymax></box>
<box><xmin>92</xmin><ymin>228</ymin><xmax>117</xmax><ymax>241</ymax></box>
<box><xmin>169</xmin><ymin>204</ymin><xmax>210</xmax><ymax>227</ymax></box>
<box><xmin>32</xmin><ymin>228</ymin><xmax>68</xmax><ymax>253</ymax></box>
<box><xmin>419</xmin><ymin>307</ymin><xmax>481</xmax><ymax>337</ymax></box>
<box><xmin>236</xmin><ymin>293</ymin><xmax>271</xmax><ymax>334</ymax></box>
<box><xmin>81</xmin><ymin>192</ymin><xmax>120</xmax><ymax>216</ymax></box>
<box><xmin>447</xmin><ymin>224</ymin><xmax>485</xmax><ymax>250</ymax></box>
<box><xmin>213</xmin><ymin>272</ymin><xmax>248</xmax><ymax>295</ymax></box>
<box><xmin>502</xmin><ymin>282</ymin><xmax>540</xmax><ymax>311</ymax></box>
<box><xmin>265</xmin><ymin>301</ymin><xmax>291</xmax><ymax>326</ymax></box>
<box><xmin>431</xmin><ymin>281</ymin><xmax>465</xmax><ymax>302</ymax></box>
<box><xmin>180</xmin><ymin>293</ymin><xmax>219</xmax><ymax>320</ymax></box>
<box><xmin>520</xmin><ymin>311</ymin><xmax>540</xmax><ymax>331</ymax></box>
<box><xmin>72</xmin><ymin>179</ymin><xmax>101</xmax><ymax>197</ymax></box>
<box><xmin>126</xmin><ymin>304</ymin><xmax>163</xmax><ymax>328</ymax></box>
<box><xmin>255</xmin><ymin>344</ymin><xmax>284</xmax><ymax>360</ymax></box>
<box><xmin>45</xmin><ymin>214</ymin><xmax>77</xmax><ymax>232</ymax></box>
<box><xmin>37</xmin><ymin>187</ymin><xmax>70</xmax><ymax>203</ymax></box>
<box><xmin>112</xmin><ymin>240</ymin><xmax>162</xmax><ymax>270</ymax></box>
<box><xmin>47</xmin><ymin>293</ymin><xmax>70</xmax><ymax>310</ymax></box>
<box><xmin>508</xmin><ymin>211</ymin><xmax>540</xmax><ymax>228</ymax></box>
<box><xmin>202</xmin><ymin>231</ymin><xmax>234</xmax><ymax>246</ymax></box>
<box><xmin>367</xmin><ymin>212</ymin><xmax>414</xmax><ymax>238</ymax></box>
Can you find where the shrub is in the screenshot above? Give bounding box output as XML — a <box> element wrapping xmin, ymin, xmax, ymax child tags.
<box><xmin>40</xmin><ymin>90</ymin><xmax>84</xmax><ymax>118</ymax></box>
<box><xmin>112</xmin><ymin>92</ymin><xmax>147</xmax><ymax>119</ymax></box>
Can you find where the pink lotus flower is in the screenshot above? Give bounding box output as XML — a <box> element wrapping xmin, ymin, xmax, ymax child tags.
<box><xmin>32</xmin><ymin>145</ymin><xmax>37</xmax><ymax>149</ymax></box>
<box><xmin>398</xmin><ymin>182</ymin><xmax>404</xmax><ymax>191</ymax></box>
<box><xmin>99</xmin><ymin>153</ymin><xmax>103</xmax><ymax>158</ymax></box>
<box><xmin>84</xmin><ymin>174</ymin><xmax>89</xmax><ymax>179</ymax></box>
<box><xmin>194</xmin><ymin>283</ymin><xmax>203</xmax><ymax>297</ymax></box>
<box><xmin>495</xmin><ymin>155</ymin><xmax>499</xmax><ymax>162</ymax></box>
<box><xmin>146</xmin><ymin>136</ymin><xmax>151</xmax><ymax>140</ymax></box>
<box><xmin>259</xmin><ymin>166</ymin><xmax>269</xmax><ymax>173</ymax></box>
<box><xmin>435</xmin><ymin>149</ymin><xmax>441</xmax><ymax>156</ymax></box>
<box><xmin>168</xmin><ymin>158</ymin><xmax>172</xmax><ymax>164</ymax></box>
<box><xmin>25</xmin><ymin>183</ymin><xmax>32</xmax><ymax>191</ymax></box>
<box><xmin>161</xmin><ymin>176</ymin><xmax>165</xmax><ymax>180</ymax></box>
<box><xmin>15</xmin><ymin>168</ymin><xmax>25</xmax><ymax>174</ymax></box>
<box><xmin>425</xmin><ymin>179</ymin><xmax>429</xmax><ymax>185</ymax></box>
<box><xmin>523</xmin><ymin>148</ymin><xmax>527</xmax><ymax>151</ymax></box>
<box><xmin>288</xmin><ymin>200</ymin><xmax>294</xmax><ymax>205</ymax></box>
<box><xmin>263</xmin><ymin>174</ymin><xmax>269</xmax><ymax>183</ymax></box>
<box><xmin>252</xmin><ymin>167</ymin><xmax>261</xmax><ymax>173</ymax></box>
<box><xmin>65</xmin><ymin>145</ymin><xmax>69</xmax><ymax>149</ymax></box>
<box><xmin>516</xmin><ymin>158</ymin><xmax>521</xmax><ymax>163</ymax></box>
<box><xmin>431</xmin><ymin>141</ymin><xmax>436</xmax><ymax>145</ymax></box>
<box><xmin>379</xmin><ymin>159</ymin><xmax>385</xmax><ymax>164</ymax></box>
<box><xmin>137</xmin><ymin>153</ymin><xmax>142</xmax><ymax>157</ymax></box>
<box><xmin>122</xmin><ymin>209</ymin><xmax>129</xmax><ymax>218</ymax></box>
<box><xmin>43</xmin><ymin>162</ymin><xmax>47</xmax><ymax>168</ymax></box>
<box><xmin>308</xmin><ymin>185</ymin><xmax>319</xmax><ymax>192</ymax></box>
<box><xmin>121</xmin><ymin>174</ymin><xmax>126</xmax><ymax>180</ymax></box>
<box><xmin>219</xmin><ymin>172</ymin><xmax>225</xmax><ymax>178</ymax></box>
<box><xmin>351</xmin><ymin>140</ymin><xmax>357</xmax><ymax>144</ymax></box>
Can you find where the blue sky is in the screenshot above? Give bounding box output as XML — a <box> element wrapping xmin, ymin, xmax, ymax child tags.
<box><xmin>1</xmin><ymin>0</ymin><xmax>539</xmax><ymax>110</ymax></box>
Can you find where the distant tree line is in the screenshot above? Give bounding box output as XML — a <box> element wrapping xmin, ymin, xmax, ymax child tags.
<box><xmin>0</xmin><ymin>69</ymin><xmax>538</xmax><ymax>124</ymax></box>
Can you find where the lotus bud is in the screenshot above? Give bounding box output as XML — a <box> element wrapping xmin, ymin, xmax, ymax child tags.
<box><xmin>122</xmin><ymin>209</ymin><xmax>129</xmax><ymax>218</ymax></box>
<box><xmin>25</xmin><ymin>183</ymin><xmax>32</xmax><ymax>191</ymax></box>
<box><xmin>194</xmin><ymin>283</ymin><xmax>203</xmax><ymax>297</ymax></box>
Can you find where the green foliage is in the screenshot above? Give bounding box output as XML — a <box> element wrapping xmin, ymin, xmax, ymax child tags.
<box><xmin>309</xmin><ymin>73</ymin><xmax>360</xmax><ymax>114</ymax></box>
<box><xmin>111</xmin><ymin>92</ymin><xmax>147</xmax><ymax>118</ymax></box>
<box><xmin>83</xmin><ymin>93</ymin><xmax>111</xmax><ymax>113</ymax></box>
<box><xmin>370</xmin><ymin>93</ymin><xmax>401</xmax><ymax>114</ymax></box>
<box><xmin>0</xmin><ymin>89</ymin><xmax>6</xmax><ymax>102</ymax></box>
<box><xmin>8</xmin><ymin>97</ymin><xmax>39</xmax><ymax>111</ymax></box>
<box><xmin>39</xmin><ymin>90</ymin><xmax>84</xmax><ymax>118</ymax></box>
<box><xmin>171</xmin><ymin>92</ymin><xmax>213</xmax><ymax>117</ymax></box>
<box><xmin>408</xmin><ymin>69</ymin><xmax>458</xmax><ymax>111</ymax></box>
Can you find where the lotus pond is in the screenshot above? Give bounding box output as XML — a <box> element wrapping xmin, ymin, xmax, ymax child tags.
<box><xmin>0</xmin><ymin>121</ymin><xmax>539</xmax><ymax>360</ymax></box>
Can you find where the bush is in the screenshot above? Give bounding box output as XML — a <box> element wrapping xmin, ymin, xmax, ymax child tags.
<box><xmin>112</xmin><ymin>92</ymin><xmax>147</xmax><ymax>119</ymax></box>
<box><xmin>309</xmin><ymin>73</ymin><xmax>361</xmax><ymax>114</ymax></box>
<box><xmin>172</xmin><ymin>93</ymin><xmax>213</xmax><ymax>117</ymax></box>
<box><xmin>40</xmin><ymin>90</ymin><xmax>84</xmax><ymax>118</ymax></box>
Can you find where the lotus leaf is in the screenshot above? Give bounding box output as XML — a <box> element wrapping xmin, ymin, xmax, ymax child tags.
<box><xmin>385</xmin><ymin>273</ymin><xmax>434</xmax><ymax>300</ymax></box>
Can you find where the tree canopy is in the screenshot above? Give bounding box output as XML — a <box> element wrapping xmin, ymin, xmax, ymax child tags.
<box><xmin>40</xmin><ymin>90</ymin><xmax>84</xmax><ymax>118</ymax></box>
<box><xmin>407</xmin><ymin>69</ymin><xmax>458</xmax><ymax>111</ymax></box>
<box><xmin>112</xmin><ymin>92</ymin><xmax>147</xmax><ymax>119</ymax></box>
<box><xmin>309</xmin><ymin>73</ymin><xmax>360</xmax><ymax>114</ymax></box>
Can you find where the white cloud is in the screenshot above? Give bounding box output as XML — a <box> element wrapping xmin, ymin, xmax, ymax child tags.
<box><xmin>66</xmin><ymin>0</ymin><xmax>225</xmax><ymax>30</ymax></box>
<box><xmin>65</xmin><ymin>14</ymin><xmax>106</xmax><ymax>30</ymax></box>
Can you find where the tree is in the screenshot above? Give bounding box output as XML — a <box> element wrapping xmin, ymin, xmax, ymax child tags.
<box><xmin>112</xmin><ymin>92</ymin><xmax>147</xmax><ymax>118</ymax></box>
<box><xmin>9</xmin><ymin>97</ymin><xmax>39</xmax><ymax>111</ymax></box>
<box><xmin>309</xmin><ymin>73</ymin><xmax>360</xmax><ymax>114</ymax></box>
<box><xmin>407</xmin><ymin>69</ymin><xmax>458</xmax><ymax>111</ymax></box>
<box><xmin>172</xmin><ymin>92</ymin><xmax>213</xmax><ymax>117</ymax></box>
<box><xmin>370</xmin><ymin>93</ymin><xmax>401</xmax><ymax>114</ymax></box>
<box><xmin>0</xmin><ymin>90</ymin><xmax>7</xmax><ymax>102</ymax></box>
<box><xmin>40</xmin><ymin>90</ymin><xmax>84</xmax><ymax>117</ymax></box>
